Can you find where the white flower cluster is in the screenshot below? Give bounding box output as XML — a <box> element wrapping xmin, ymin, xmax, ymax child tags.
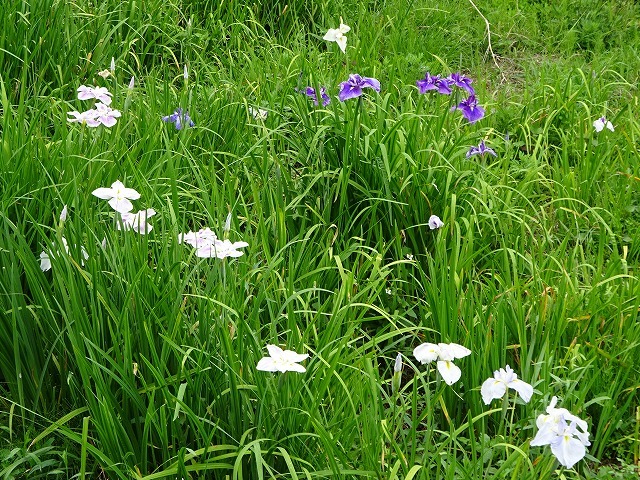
<box><xmin>39</xmin><ymin>236</ymin><xmax>88</xmax><ymax>272</ymax></box>
<box><xmin>178</xmin><ymin>227</ymin><xmax>249</xmax><ymax>259</ymax></box>
<box><xmin>68</xmin><ymin>86</ymin><xmax>121</xmax><ymax>128</ymax></box>
<box><xmin>92</xmin><ymin>180</ymin><xmax>154</xmax><ymax>234</ymax></box>
<box><xmin>411</xmin><ymin>339</ymin><xmax>590</xmax><ymax>468</ymax></box>
<box><xmin>530</xmin><ymin>396</ymin><xmax>591</xmax><ymax>468</ymax></box>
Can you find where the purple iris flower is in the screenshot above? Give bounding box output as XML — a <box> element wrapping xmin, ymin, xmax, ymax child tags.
<box><xmin>162</xmin><ymin>108</ymin><xmax>195</xmax><ymax>130</ymax></box>
<box><xmin>448</xmin><ymin>73</ymin><xmax>475</xmax><ymax>95</ymax></box>
<box><xmin>454</xmin><ymin>95</ymin><xmax>485</xmax><ymax>124</ymax></box>
<box><xmin>338</xmin><ymin>74</ymin><xmax>381</xmax><ymax>102</ymax></box>
<box><xmin>416</xmin><ymin>73</ymin><xmax>452</xmax><ymax>95</ymax></box>
<box><xmin>466</xmin><ymin>140</ymin><xmax>497</xmax><ymax>158</ymax></box>
<box><xmin>303</xmin><ymin>86</ymin><xmax>331</xmax><ymax>106</ymax></box>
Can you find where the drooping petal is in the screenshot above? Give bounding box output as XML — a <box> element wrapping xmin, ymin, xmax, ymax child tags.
<box><xmin>108</xmin><ymin>197</ymin><xmax>134</xmax><ymax>213</ymax></box>
<box><xmin>283</xmin><ymin>362</ymin><xmax>307</xmax><ymax>373</ymax></box>
<box><xmin>437</xmin><ymin>360</ymin><xmax>462</xmax><ymax>385</ymax></box>
<box><xmin>281</xmin><ymin>350</ymin><xmax>310</xmax><ymax>363</ymax></box>
<box><xmin>508</xmin><ymin>378</ymin><xmax>534</xmax><ymax>403</ymax></box>
<box><xmin>530</xmin><ymin>424</ymin><xmax>556</xmax><ymax>446</ymax></box>
<box><xmin>336</xmin><ymin>35</ymin><xmax>347</xmax><ymax>53</ymax></box>
<box><xmin>39</xmin><ymin>251</ymin><xmax>52</xmax><ymax>271</ymax></box>
<box><xmin>323</xmin><ymin>28</ymin><xmax>340</xmax><ymax>42</ymax></box>
<box><xmin>593</xmin><ymin>117</ymin><xmax>605</xmax><ymax>132</ymax></box>
<box><xmin>92</xmin><ymin>187</ymin><xmax>115</xmax><ymax>200</ymax></box>
<box><xmin>481</xmin><ymin>377</ymin><xmax>507</xmax><ymax>404</ymax></box>
<box><xmin>77</xmin><ymin>85</ymin><xmax>94</xmax><ymax>100</ymax></box>
<box><xmin>443</xmin><ymin>343</ymin><xmax>472</xmax><ymax>359</ymax></box>
<box><xmin>338</xmin><ymin>82</ymin><xmax>362</xmax><ymax>101</ymax></box>
<box><xmin>361</xmin><ymin>77</ymin><xmax>381</xmax><ymax>92</ymax></box>
<box><xmin>99</xmin><ymin>114</ymin><xmax>118</xmax><ymax>127</ymax></box>
<box><xmin>120</xmin><ymin>187</ymin><xmax>140</xmax><ymax>200</ymax></box>
<box><xmin>266</xmin><ymin>344</ymin><xmax>284</xmax><ymax>359</ymax></box>
<box><xmin>256</xmin><ymin>357</ymin><xmax>278</xmax><ymax>372</ymax></box>
<box><xmin>413</xmin><ymin>343</ymin><xmax>440</xmax><ymax>364</ymax></box>
<box><xmin>550</xmin><ymin>434</ymin><xmax>586</xmax><ymax>469</ymax></box>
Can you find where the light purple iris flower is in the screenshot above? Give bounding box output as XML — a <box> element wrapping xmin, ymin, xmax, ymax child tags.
<box><xmin>454</xmin><ymin>95</ymin><xmax>485</xmax><ymax>124</ymax></box>
<box><xmin>416</xmin><ymin>73</ymin><xmax>452</xmax><ymax>95</ymax></box>
<box><xmin>93</xmin><ymin>102</ymin><xmax>122</xmax><ymax>127</ymax></box>
<box><xmin>448</xmin><ymin>73</ymin><xmax>475</xmax><ymax>95</ymax></box>
<box><xmin>162</xmin><ymin>108</ymin><xmax>195</xmax><ymax>130</ymax></box>
<box><xmin>67</xmin><ymin>103</ymin><xmax>121</xmax><ymax>128</ymax></box>
<box><xmin>466</xmin><ymin>140</ymin><xmax>496</xmax><ymax>158</ymax></box>
<box><xmin>338</xmin><ymin>74</ymin><xmax>381</xmax><ymax>102</ymax></box>
<box><xmin>304</xmin><ymin>87</ymin><xmax>331</xmax><ymax>106</ymax></box>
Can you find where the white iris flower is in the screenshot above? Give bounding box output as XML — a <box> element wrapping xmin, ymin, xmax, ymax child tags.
<box><xmin>480</xmin><ymin>364</ymin><xmax>534</xmax><ymax>404</ymax></box>
<box><xmin>323</xmin><ymin>17</ymin><xmax>350</xmax><ymax>53</ymax></box>
<box><xmin>413</xmin><ymin>342</ymin><xmax>471</xmax><ymax>385</ymax></box>
<box><xmin>256</xmin><ymin>345</ymin><xmax>309</xmax><ymax>373</ymax></box>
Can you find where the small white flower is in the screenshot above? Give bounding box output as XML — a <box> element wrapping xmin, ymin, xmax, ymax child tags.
<box><xmin>179</xmin><ymin>227</ymin><xmax>218</xmax><ymax>248</ymax></box>
<box><xmin>59</xmin><ymin>205</ymin><xmax>68</xmax><ymax>222</ymax></box>
<box><xmin>39</xmin><ymin>250</ymin><xmax>52</xmax><ymax>271</ymax></box>
<box><xmin>97</xmin><ymin>69</ymin><xmax>111</xmax><ymax>79</ymax></box>
<box><xmin>392</xmin><ymin>353</ymin><xmax>403</xmax><ymax>393</ymax></box>
<box><xmin>428</xmin><ymin>214</ymin><xmax>444</xmax><ymax>230</ymax></box>
<box><xmin>480</xmin><ymin>364</ymin><xmax>534</xmax><ymax>404</ymax></box>
<box><xmin>405</xmin><ymin>253</ymin><xmax>413</xmax><ymax>261</ymax></box>
<box><xmin>223</xmin><ymin>212</ymin><xmax>232</xmax><ymax>234</ymax></box>
<box><xmin>385</xmin><ymin>288</ymin><xmax>392</xmax><ymax>295</ymax></box>
<box><xmin>92</xmin><ymin>180</ymin><xmax>141</xmax><ymax>213</ymax></box>
<box><xmin>413</xmin><ymin>342</ymin><xmax>471</xmax><ymax>386</ymax></box>
<box><xmin>67</xmin><ymin>109</ymin><xmax>100</xmax><ymax>127</ymax></box>
<box><xmin>256</xmin><ymin>344</ymin><xmax>309</xmax><ymax>373</ymax></box>
<box><xmin>323</xmin><ymin>17</ymin><xmax>350</xmax><ymax>53</ymax></box>
<box><xmin>249</xmin><ymin>106</ymin><xmax>268</xmax><ymax>120</ymax></box>
<box><xmin>195</xmin><ymin>239</ymin><xmax>249</xmax><ymax>259</ymax></box>
<box><xmin>77</xmin><ymin>85</ymin><xmax>112</xmax><ymax>105</ymax></box>
<box><xmin>393</xmin><ymin>353</ymin><xmax>403</xmax><ymax>373</ymax></box>
<box><xmin>118</xmin><ymin>208</ymin><xmax>156</xmax><ymax>234</ymax></box>
<box><xmin>179</xmin><ymin>228</ymin><xmax>248</xmax><ymax>259</ymax></box>
<box><xmin>40</xmin><ymin>237</ymin><xmax>69</xmax><ymax>271</ymax></box>
<box><xmin>593</xmin><ymin>116</ymin><xmax>614</xmax><ymax>133</ymax></box>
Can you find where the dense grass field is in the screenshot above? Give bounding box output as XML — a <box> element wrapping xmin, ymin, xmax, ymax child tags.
<box><xmin>1</xmin><ymin>0</ymin><xmax>640</xmax><ymax>478</ymax></box>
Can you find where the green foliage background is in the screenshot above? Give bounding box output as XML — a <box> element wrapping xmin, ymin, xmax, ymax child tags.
<box><xmin>0</xmin><ymin>0</ymin><xmax>639</xmax><ymax>478</ymax></box>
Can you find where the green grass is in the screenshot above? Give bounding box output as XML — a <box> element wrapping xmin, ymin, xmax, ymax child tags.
<box><xmin>1</xmin><ymin>0</ymin><xmax>640</xmax><ymax>478</ymax></box>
